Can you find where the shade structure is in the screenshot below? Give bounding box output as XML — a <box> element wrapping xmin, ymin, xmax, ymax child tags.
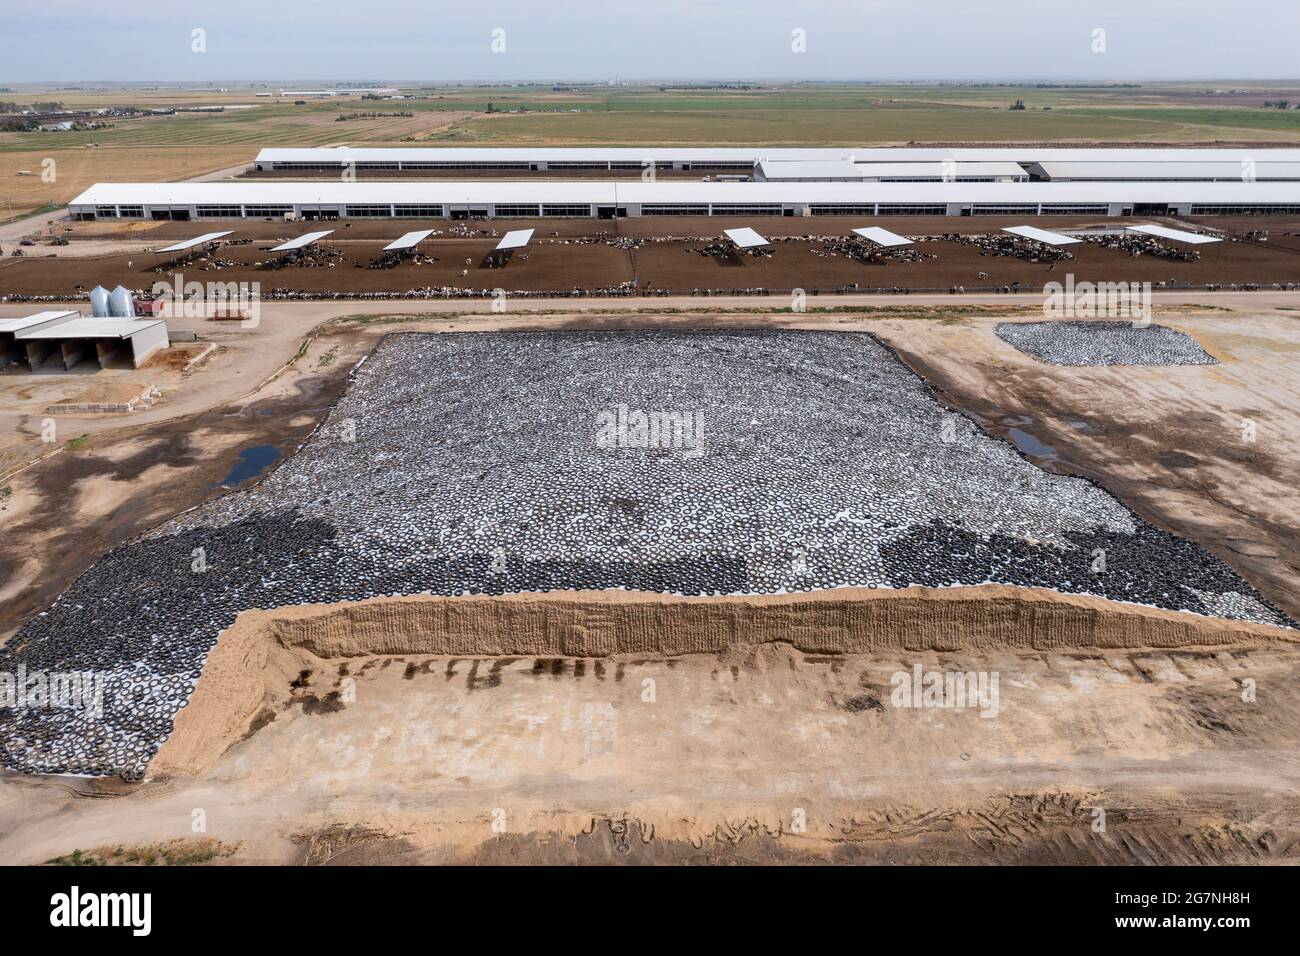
<box><xmin>269</xmin><ymin>230</ymin><xmax>334</xmax><ymax>252</ymax></box>
<box><xmin>9</xmin><ymin>313</ymin><xmax>170</xmax><ymax>370</ymax></box>
<box><xmin>723</xmin><ymin>227</ymin><xmax>770</xmax><ymax>249</ymax></box>
<box><xmin>495</xmin><ymin>228</ymin><xmax>535</xmax><ymax>251</ymax></box>
<box><xmin>0</xmin><ymin>310</ymin><xmax>78</xmax><ymax>333</ymax></box>
<box><xmin>154</xmin><ymin>231</ymin><xmax>234</xmax><ymax>253</ymax></box>
<box><xmin>1126</xmin><ymin>224</ymin><xmax>1222</xmax><ymax>245</ymax></box>
<box><xmin>17</xmin><ymin>318</ymin><xmax>165</xmax><ymax>340</ymax></box>
<box><xmin>1001</xmin><ymin>225</ymin><xmax>1081</xmax><ymax>246</ymax></box>
<box><xmin>383</xmin><ymin>229</ymin><xmax>437</xmax><ymax>252</ymax></box>
<box><xmin>851</xmin><ymin>226</ymin><xmax>913</xmax><ymax>248</ymax></box>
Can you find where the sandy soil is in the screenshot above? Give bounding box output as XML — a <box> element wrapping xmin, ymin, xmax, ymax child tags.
<box><xmin>149</xmin><ymin>585</ymin><xmax>1297</xmax><ymax>777</ymax></box>
<box><xmin>1</xmin><ymin>637</ymin><xmax>1296</xmax><ymax>864</ymax></box>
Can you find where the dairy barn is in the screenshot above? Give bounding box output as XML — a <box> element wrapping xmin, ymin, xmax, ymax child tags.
<box><xmin>67</xmin><ymin>179</ymin><xmax>1300</xmax><ymax>221</ymax></box>
<box><xmin>249</xmin><ymin>145</ymin><xmax>1300</xmax><ymax>174</ymax></box>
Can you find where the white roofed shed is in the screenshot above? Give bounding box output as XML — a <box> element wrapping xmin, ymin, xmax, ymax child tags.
<box><xmin>3</xmin><ymin>312</ymin><xmax>169</xmax><ymax>370</ymax></box>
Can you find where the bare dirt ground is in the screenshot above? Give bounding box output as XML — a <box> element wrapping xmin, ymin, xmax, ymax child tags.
<box><xmin>1</xmin><ymin>297</ymin><xmax>1297</xmax><ymax>864</ymax></box>
<box><xmin>2</xmin><ymin>638</ymin><xmax>1297</xmax><ymax>864</ymax></box>
<box><xmin>874</xmin><ymin>311</ymin><xmax>1300</xmax><ymax>619</ymax></box>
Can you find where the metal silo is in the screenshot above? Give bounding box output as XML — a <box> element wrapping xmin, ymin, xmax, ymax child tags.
<box><xmin>108</xmin><ymin>285</ymin><xmax>135</xmax><ymax>318</ymax></box>
<box><xmin>90</xmin><ymin>285</ymin><xmax>111</xmax><ymax>317</ymax></box>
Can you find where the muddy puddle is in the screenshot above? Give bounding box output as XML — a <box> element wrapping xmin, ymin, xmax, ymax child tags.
<box><xmin>221</xmin><ymin>444</ymin><xmax>283</xmax><ymax>487</ymax></box>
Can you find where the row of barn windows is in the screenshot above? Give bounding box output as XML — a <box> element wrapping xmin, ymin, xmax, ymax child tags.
<box><xmin>264</xmin><ymin>161</ymin><xmax>748</xmax><ymax>171</ymax></box>
<box><xmin>83</xmin><ymin>202</ymin><xmax>1300</xmax><ymax>219</ymax></box>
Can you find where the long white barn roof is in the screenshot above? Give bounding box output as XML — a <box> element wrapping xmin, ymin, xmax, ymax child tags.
<box><xmin>258</xmin><ymin>146</ymin><xmax>866</xmax><ymax>164</ymax></box>
<box><xmin>947</xmin><ymin>148</ymin><xmax>1300</xmax><ymax>163</ymax></box>
<box><xmin>0</xmin><ymin>310</ymin><xmax>79</xmax><ymax>333</ymax></box>
<box><xmin>757</xmin><ymin>160</ymin><xmax>1027</xmax><ymax>180</ymax></box>
<box><xmin>756</xmin><ymin>160</ymin><xmax>866</xmax><ymax>179</ymax></box>
<box><xmin>860</xmin><ymin>161</ymin><xmax>1028</xmax><ymax>179</ymax></box>
<box><xmin>17</xmin><ymin>318</ymin><xmax>167</xmax><ymax>340</ymax></box>
<box><xmin>1039</xmin><ymin>161</ymin><xmax>1300</xmax><ymax>181</ymax></box>
<box><xmin>256</xmin><ymin>146</ymin><xmax>1300</xmax><ymax>165</ymax></box>
<box><xmin>69</xmin><ymin>180</ymin><xmax>1300</xmax><ymax>206</ymax></box>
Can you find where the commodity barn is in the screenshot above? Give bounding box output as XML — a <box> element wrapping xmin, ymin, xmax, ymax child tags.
<box><xmin>0</xmin><ymin>310</ymin><xmax>168</xmax><ymax>370</ymax></box>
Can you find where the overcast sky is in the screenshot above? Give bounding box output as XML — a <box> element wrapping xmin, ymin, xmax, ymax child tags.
<box><xmin>5</xmin><ymin>1</ymin><xmax>1298</xmax><ymax>84</ymax></box>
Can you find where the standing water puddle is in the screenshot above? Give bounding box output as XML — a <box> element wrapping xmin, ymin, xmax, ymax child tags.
<box><xmin>221</xmin><ymin>444</ymin><xmax>283</xmax><ymax>486</ymax></box>
<box><xmin>991</xmin><ymin>414</ymin><xmax>1058</xmax><ymax>464</ymax></box>
<box><xmin>1006</xmin><ymin>426</ymin><xmax>1058</xmax><ymax>461</ymax></box>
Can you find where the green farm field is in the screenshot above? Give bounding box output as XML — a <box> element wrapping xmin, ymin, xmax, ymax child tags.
<box><xmin>5</xmin><ymin>82</ymin><xmax>1300</xmax><ymax>219</ymax></box>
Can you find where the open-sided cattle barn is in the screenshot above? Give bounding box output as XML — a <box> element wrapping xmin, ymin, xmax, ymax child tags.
<box><xmin>1</xmin><ymin>311</ymin><xmax>169</xmax><ymax>371</ymax></box>
<box><xmin>253</xmin><ymin>146</ymin><xmax>1300</xmax><ymax>173</ymax></box>
<box><xmin>67</xmin><ymin>179</ymin><xmax>1300</xmax><ymax>221</ymax></box>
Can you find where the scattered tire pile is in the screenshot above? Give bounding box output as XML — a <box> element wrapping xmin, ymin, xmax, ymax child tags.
<box><xmin>0</xmin><ymin>330</ymin><xmax>1289</xmax><ymax>780</ymax></box>
<box><xmin>995</xmin><ymin>321</ymin><xmax>1220</xmax><ymax>366</ymax></box>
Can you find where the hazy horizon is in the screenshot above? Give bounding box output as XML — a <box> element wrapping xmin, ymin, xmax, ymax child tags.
<box><xmin>5</xmin><ymin>1</ymin><xmax>1299</xmax><ymax>84</ymax></box>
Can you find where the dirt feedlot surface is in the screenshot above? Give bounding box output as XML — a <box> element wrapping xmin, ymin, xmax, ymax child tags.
<box><xmin>2</xmin><ymin>232</ymin><xmax>1297</xmax><ymax>298</ymax></box>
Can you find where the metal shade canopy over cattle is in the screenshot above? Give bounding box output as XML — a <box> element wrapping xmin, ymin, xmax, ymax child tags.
<box><xmin>851</xmin><ymin>226</ymin><xmax>913</xmax><ymax>247</ymax></box>
<box><xmin>495</xmin><ymin>229</ymin><xmax>535</xmax><ymax>251</ymax></box>
<box><xmin>1001</xmin><ymin>225</ymin><xmax>1082</xmax><ymax>246</ymax></box>
<box><xmin>154</xmin><ymin>231</ymin><xmax>234</xmax><ymax>253</ymax></box>
<box><xmin>1125</xmin><ymin>224</ymin><xmax>1222</xmax><ymax>245</ymax></box>
<box><xmin>382</xmin><ymin>229</ymin><xmax>437</xmax><ymax>252</ymax></box>
<box><xmin>723</xmin><ymin>227</ymin><xmax>770</xmax><ymax>249</ymax></box>
<box><xmin>269</xmin><ymin>230</ymin><xmax>334</xmax><ymax>252</ymax></box>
